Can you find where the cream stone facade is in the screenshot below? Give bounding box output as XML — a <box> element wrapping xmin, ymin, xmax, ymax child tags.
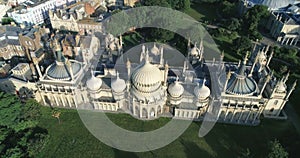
<box><xmin>2</xmin><ymin>31</ymin><xmax>297</xmax><ymax>126</ymax></box>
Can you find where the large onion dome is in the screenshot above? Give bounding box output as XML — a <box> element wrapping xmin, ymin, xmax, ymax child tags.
<box><xmin>168</xmin><ymin>78</ymin><xmax>184</xmax><ymax>97</ymax></box>
<box><xmin>111</xmin><ymin>72</ymin><xmax>126</xmax><ymax>93</ymax></box>
<box><xmin>194</xmin><ymin>80</ymin><xmax>210</xmax><ymax>100</ymax></box>
<box><xmin>151</xmin><ymin>43</ymin><xmax>159</xmax><ymax>56</ymax></box>
<box><xmin>46</xmin><ymin>59</ymin><xmax>81</xmax><ymax>81</ymax></box>
<box><xmin>86</xmin><ymin>71</ymin><xmax>102</xmax><ymax>91</ymax></box>
<box><xmin>226</xmin><ymin>54</ymin><xmax>258</xmax><ymax>96</ymax></box>
<box><xmin>131</xmin><ymin>50</ymin><xmax>162</xmax><ymax>93</ymax></box>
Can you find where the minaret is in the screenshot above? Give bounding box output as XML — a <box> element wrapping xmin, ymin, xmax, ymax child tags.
<box><xmin>183</xmin><ymin>60</ymin><xmax>187</xmax><ymax>76</ymax></box>
<box><xmin>159</xmin><ymin>46</ymin><xmax>164</xmax><ymax>65</ymax></box>
<box><xmin>283</xmin><ymin>71</ymin><xmax>290</xmax><ymax>83</ymax></box>
<box><xmin>260</xmin><ymin>75</ymin><xmax>271</xmax><ymax>96</ymax></box>
<box><xmin>199</xmin><ymin>39</ymin><xmax>204</xmax><ymax>56</ymax></box>
<box><xmin>140</xmin><ymin>45</ymin><xmax>146</xmax><ymax>63</ymax></box>
<box><xmin>187</xmin><ymin>38</ymin><xmax>191</xmax><ymax>58</ymax></box>
<box><xmin>249</xmin><ymin>54</ymin><xmax>259</xmax><ymax>77</ymax></box>
<box><xmin>145</xmin><ymin>48</ymin><xmax>150</xmax><ymax>63</ymax></box>
<box><xmin>223</xmin><ymin>70</ymin><xmax>231</xmax><ymax>93</ymax></box>
<box><xmin>66</xmin><ymin>59</ymin><xmax>74</xmax><ymax>81</ymax></box>
<box><xmin>285</xmin><ymin>80</ymin><xmax>297</xmax><ymax>100</ymax></box>
<box><xmin>266</xmin><ymin>51</ymin><xmax>273</xmax><ymax>67</ymax></box>
<box><xmin>164</xmin><ymin>61</ymin><xmax>169</xmax><ymax>87</ymax></box>
<box><xmin>126</xmin><ymin>58</ymin><xmax>131</xmax><ymax>79</ymax></box>
<box><xmin>33</xmin><ymin>58</ymin><xmax>42</xmax><ymax>78</ymax></box>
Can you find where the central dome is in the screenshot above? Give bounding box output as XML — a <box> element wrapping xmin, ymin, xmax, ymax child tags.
<box><xmin>131</xmin><ymin>61</ymin><xmax>162</xmax><ymax>93</ymax></box>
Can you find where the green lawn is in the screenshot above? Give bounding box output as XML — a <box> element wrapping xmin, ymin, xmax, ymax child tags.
<box><xmin>37</xmin><ymin>107</ymin><xmax>300</xmax><ymax>158</ymax></box>
<box><xmin>185</xmin><ymin>2</ymin><xmax>220</xmax><ymax>22</ymax></box>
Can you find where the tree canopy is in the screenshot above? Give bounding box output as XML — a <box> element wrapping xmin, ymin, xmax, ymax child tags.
<box><xmin>0</xmin><ymin>92</ymin><xmax>48</xmax><ymax>157</ymax></box>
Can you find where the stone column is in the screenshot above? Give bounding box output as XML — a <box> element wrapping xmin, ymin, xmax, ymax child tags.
<box><xmin>54</xmin><ymin>95</ymin><xmax>59</xmax><ymax>106</ymax></box>
<box><xmin>73</xmin><ymin>96</ymin><xmax>78</xmax><ymax>108</ymax></box>
<box><xmin>238</xmin><ymin>111</ymin><xmax>243</xmax><ymax>123</ymax></box>
<box><xmin>245</xmin><ymin>111</ymin><xmax>251</xmax><ymax>123</ymax></box>
<box><xmin>67</xmin><ymin>96</ymin><xmax>72</xmax><ymax>107</ymax></box>
<box><xmin>60</xmin><ymin>95</ymin><xmax>65</xmax><ymax>107</ymax></box>
<box><xmin>41</xmin><ymin>94</ymin><xmax>46</xmax><ymax>105</ymax></box>
<box><xmin>281</xmin><ymin>37</ymin><xmax>286</xmax><ymax>45</ymax></box>
<box><xmin>285</xmin><ymin>38</ymin><xmax>289</xmax><ymax>45</ymax></box>
<box><xmin>252</xmin><ymin>111</ymin><xmax>260</xmax><ymax>124</ymax></box>
<box><xmin>290</xmin><ymin>38</ymin><xmax>295</xmax><ymax>46</ymax></box>
<box><xmin>294</xmin><ymin>38</ymin><xmax>298</xmax><ymax>46</ymax></box>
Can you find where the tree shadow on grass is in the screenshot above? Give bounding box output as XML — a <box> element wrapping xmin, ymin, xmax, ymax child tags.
<box><xmin>181</xmin><ymin>139</ymin><xmax>213</xmax><ymax>158</ymax></box>
<box><xmin>113</xmin><ymin>148</ymin><xmax>139</xmax><ymax>158</ymax></box>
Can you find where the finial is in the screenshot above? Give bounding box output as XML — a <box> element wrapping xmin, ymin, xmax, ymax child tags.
<box><xmin>142</xmin><ymin>44</ymin><xmax>145</xmax><ymax>53</ymax></box>
<box><xmin>90</xmin><ymin>69</ymin><xmax>94</xmax><ymax>77</ymax></box>
<box><xmin>145</xmin><ymin>48</ymin><xmax>149</xmax><ymax>63</ymax></box>
<box><xmin>116</xmin><ymin>71</ymin><xmax>119</xmax><ymax>79</ymax></box>
<box><xmin>202</xmin><ymin>78</ymin><xmax>206</xmax><ymax>86</ymax></box>
<box><xmin>227</xmin><ymin>70</ymin><xmax>231</xmax><ymax>79</ymax></box>
<box><xmin>293</xmin><ymin>80</ymin><xmax>297</xmax><ymax>88</ymax></box>
<box><xmin>243</xmin><ymin>51</ymin><xmax>249</xmax><ymax>64</ymax></box>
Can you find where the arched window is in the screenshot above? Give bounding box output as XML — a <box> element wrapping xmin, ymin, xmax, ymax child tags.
<box><xmin>270</xmin><ymin>108</ymin><xmax>274</xmax><ymax>112</ymax></box>
<box><xmin>274</xmin><ymin>100</ymin><xmax>278</xmax><ymax>105</ymax></box>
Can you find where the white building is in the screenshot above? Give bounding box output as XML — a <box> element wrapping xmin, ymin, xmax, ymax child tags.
<box><xmin>30</xmin><ymin>33</ymin><xmax>296</xmax><ymax>125</ymax></box>
<box><xmin>7</xmin><ymin>0</ymin><xmax>75</xmax><ymax>25</ymax></box>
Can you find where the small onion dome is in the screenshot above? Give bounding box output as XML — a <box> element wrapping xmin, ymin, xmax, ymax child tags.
<box><xmin>276</xmin><ymin>80</ymin><xmax>286</xmax><ymax>93</ymax></box>
<box><xmin>191</xmin><ymin>46</ymin><xmax>198</xmax><ymax>56</ymax></box>
<box><xmin>194</xmin><ymin>80</ymin><xmax>210</xmax><ymax>100</ymax></box>
<box><xmin>168</xmin><ymin>80</ymin><xmax>184</xmax><ymax>97</ymax></box>
<box><xmin>151</xmin><ymin>43</ymin><xmax>159</xmax><ymax>55</ymax></box>
<box><xmin>111</xmin><ymin>72</ymin><xmax>126</xmax><ymax>93</ymax></box>
<box><xmin>86</xmin><ymin>71</ymin><xmax>102</xmax><ymax>91</ymax></box>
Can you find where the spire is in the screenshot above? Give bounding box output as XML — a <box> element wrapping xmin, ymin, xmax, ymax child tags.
<box><xmin>126</xmin><ymin>58</ymin><xmax>131</xmax><ymax>68</ymax></box>
<box><xmin>283</xmin><ymin>71</ymin><xmax>290</xmax><ymax>83</ymax></box>
<box><xmin>202</xmin><ymin>78</ymin><xmax>206</xmax><ymax>86</ymax></box>
<box><xmin>238</xmin><ymin>52</ymin><xmax>249</xmax><ymax>76</ymax></box>
<box><xmin>160</xmin><ymin>45</ymin><xmax>164</xmax><ymax>65</ymax></box>
<box><xmin>145</xmin><ymin>48</ymin><xmax>150</xmax><ymax>63</ymax></box>
<box><xmin>267</xmin><ymin>50</ymin><xmax>274</xmax><ymax>67</ymax></box>
<box><xmin>140</xmin><ymin>45</ymin><xmax>146</xmax><ymax>63</ymax></box>
<box><xmin>116</xmin><ymin>70</ymin><xmax>120</xmax><ymax>79</ymax></box>
<box><xmin>286</xmin><ymin>80</ymin><xmax>297</xmax><ymax>100</ymax></box>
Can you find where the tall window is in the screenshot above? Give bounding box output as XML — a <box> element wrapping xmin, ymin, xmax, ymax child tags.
<box><xmin>274</xmin><ymin>100</ymin><xmax>278</xmax><ymax>105</ymax></box>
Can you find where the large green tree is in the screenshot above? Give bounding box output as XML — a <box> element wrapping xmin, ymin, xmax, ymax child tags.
<box><xmin>0</xmin><ymin>92</ymin><xmax>47</xmax><ymax>157</ymax></box>
<box><xmin>267</xmin><ymin>139</ymin><xmax>289</xmax><ymax>158</ymax></box>
<box><xmin>233</xmin><ymin>36</ymin><xmax>252</xmax><ymax>55</ymax></box>
<box><xmin>242</xmin><ymin>5</ymin><xmax>270</xmax><ymax>40</ymax></box>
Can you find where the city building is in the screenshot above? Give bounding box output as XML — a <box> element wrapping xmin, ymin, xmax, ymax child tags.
<box><xmin>265</xmin><ymin>4</ymin><xmax>300</xmax><ymax>45</ymax></box>
<box><xmin>49</xmin><ymin>1</ymin><xmax>103</xmax><ymax>34</ymax></box>
<box><xmin>7</xmin><ymin>0</ymin><xmax>75</xmax><ymax>25</ymax></box>
<box><xmin>0</xmin><ymin>25</ymin><xmax>25</xmax><ymax>60</ymax></box>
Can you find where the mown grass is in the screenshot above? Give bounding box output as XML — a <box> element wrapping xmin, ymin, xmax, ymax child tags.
<box><xmin>37</xmin><ymin>107</ymin><xmax>300</xmax><ymax>158</ymax></box>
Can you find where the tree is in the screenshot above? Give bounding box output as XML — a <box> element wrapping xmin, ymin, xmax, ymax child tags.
<box><xmin>1</xmin><ymin>17</ymin><xmax>15</xmax><ymax>25</ymax></box>
<box><xmin>242</xmin><ymin>5</ymin><xmax>270</xmax><ymax>40</ymax></box>
<box><xmin>267</xmin><ymin>139</ymin><xmax>288</xmax><ymax>158</ymax></box>
<box><xmin>233</xmin><ymin>36</ymin><xmax>252</xmax><ymax>55</ymax></box>
<box><xmin>0</xmin><ymin>92</ymin><xmax>47</xmax><ymax>157</ymax></box>
<box><xmin>239</xmin><ymin>148</ymin><xmax>252</xmax><ymax>158</ymax></box>
<box><xmin>226</xmin><ymin>18</ymin><xmax>241</xmax><ymax>31</ymax></box>
<box><xmin>143</xmin><ymin>0</ymin><xmax>170</xmax><ymax>7</ymax></box>
<box><xmin>52</xmin><ymin>109</ymin><xmax>61</xmax><ymax>124</ymax></box>
<box><xmin>221</xmin><ymin>1</ymin><xmax>236</xmax><ymax>18</ymax></box>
